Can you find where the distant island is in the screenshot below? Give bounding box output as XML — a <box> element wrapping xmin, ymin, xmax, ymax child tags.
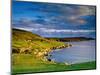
<box><xmin>46</xmin><ymin>37</ymin><xmax>95</xmax><ymax>42</ymax></box>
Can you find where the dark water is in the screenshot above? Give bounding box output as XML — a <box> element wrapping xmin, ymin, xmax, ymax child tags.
<box><xmin>48</xmin><ymin>40</ymin><xmax>96</xmax><ymax>64</ymax></box>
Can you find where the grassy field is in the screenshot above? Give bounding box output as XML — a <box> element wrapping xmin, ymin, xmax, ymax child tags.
<box><xmin>12</xmin><ymin>54</ymin><xmax>96</xmax><ymax>74</ymax></box>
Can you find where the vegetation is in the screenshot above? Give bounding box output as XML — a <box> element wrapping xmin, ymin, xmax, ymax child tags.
<box><xmin>12</xmin><ymin>29</ymin><xmax>70</xmax><ymax>56</ymax></box>
<box><xmin>12</xmin><ymin>54</ymin><xmax>96</xmax><ymax>74</ymax></box>
<box><xmin>12</xmin><ymin>29</ymin><xmax>96</xmax><ymax>74</ymax></box>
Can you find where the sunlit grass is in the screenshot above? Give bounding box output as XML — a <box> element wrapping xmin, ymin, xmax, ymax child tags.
<box><xmin>12</xmin><ymin>54</ymin><xmax>96</xmax><ymax>74</ymax></box>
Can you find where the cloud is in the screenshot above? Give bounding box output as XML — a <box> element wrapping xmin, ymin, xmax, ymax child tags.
<box><xmin>12</xmin><ymin>1</ymin><xmax>96</xmax><ymax>38</ymax></box>
<box><xmin>68</xmin><ymin>16</ymin><xmax>87</xmax><ymax>25</ymax></box>
<box><xmin>13</xmin><ymin>1</ymin><xmax>96</xmax><ymax>27</ymax></box>
<box><xmin>14</xmin><ymin>27</ymin><xmax>35</xmax><ymax>31</ymax></box>
<box><xmin>38</xmin><ymin>28</ymin><xmax>95</xmax><ymax>33</ymax></box>
<box><xmin>14</xmin><ymin>27</ymin><xmax>95</xmax><ymax>33</ymax></box>
<box><xmin>13</xmin><ymin>26</ymin><xmax>96</xmax><ymax>38</ymax></box>
<box><xmin>78</xmin><ymin>6</ymin><xmax>96</xmax><ymax>16</ymax></box>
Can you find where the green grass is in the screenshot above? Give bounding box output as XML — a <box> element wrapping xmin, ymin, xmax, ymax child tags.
<box><xmin>12</xmin><ymin>29</ymin><xmax>66</xmax><ymax>53</ymax></box>
<box><xmin>12</xmin><ymin>54</ymin><xmax>96</xmax><ymax>74</ymax></box>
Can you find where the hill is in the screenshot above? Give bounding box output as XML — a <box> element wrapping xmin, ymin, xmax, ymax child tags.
<box><xmin>12</xmin><ymin>28</ymin><xmax>69</xmax><ymax>57</ymax></box>
<box><xmin>46</xmin><ymin>37</ymin><xmax>94</xmax><ymax>42</ymax></box>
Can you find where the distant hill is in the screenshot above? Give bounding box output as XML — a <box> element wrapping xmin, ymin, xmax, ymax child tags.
<box><xmin>46</xmin><ymin>37</ymin><xmax>95</xmax><ymax>42</ymax></box>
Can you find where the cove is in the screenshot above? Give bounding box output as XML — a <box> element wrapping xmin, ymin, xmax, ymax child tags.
<box><xmin>47</xmin><ymin>40</ymin><xmax>96</xmax><ymax>64</ymax></box>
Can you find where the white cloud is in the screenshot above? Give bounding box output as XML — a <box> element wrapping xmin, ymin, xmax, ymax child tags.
<box><xmin>40</xmin><ymin>28</ymin><xmax>95</xmax><ymax>33</ymax></box>
<box><xmin>78</xmin><ymin>6</ymin><xmax>96</xmax><ymax>16</ymax></box>
<box><xmin>13</xmin><ymin>27</ymin><xmax>36</xmax><ymax>31</ymax></box>
<box><xmin>14</xmin><ymin>27</ymin><xmax>95</xmax><ymax>33</ymax></box>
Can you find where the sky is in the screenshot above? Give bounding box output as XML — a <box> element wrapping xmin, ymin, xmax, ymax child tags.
<box><xmin>12</xmin><ymin>1</ymin><xmax>96</xmax><ymax>38</ymax></box>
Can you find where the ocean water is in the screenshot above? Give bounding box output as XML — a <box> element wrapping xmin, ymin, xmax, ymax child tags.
<box><xmin>48</xmin><ymin>40</ymin><xmax>96</xmax><ymax>64</ymax></box>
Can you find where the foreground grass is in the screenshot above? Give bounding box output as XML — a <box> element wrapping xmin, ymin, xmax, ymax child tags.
<box><xmin>12</xmin><ymin>54</ymin><xmax>96</xmax><ymax>74</ymax></box>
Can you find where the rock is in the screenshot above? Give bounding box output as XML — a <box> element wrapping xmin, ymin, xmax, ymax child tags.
<box><xmin>12</xmin><ymin>48</ymin><xmax>20</xmax><ymax>53</ymax></box>
<box><xmin>24</xmin><ymin>50</ymin><xmax>31</xmax><ymax>54</ymax></box>
<box><xmin>47</xmin><ymin>58</ymin><xmax>51</xmax><ymax>61</ymax></box>
<box><xmin>33</xmin><ymin>52</ymin><xmax>37</xmax><ymax>55</ymax></box>
<box><xmin>64</xmin><ymin>62</ymin><xmax>71</xmax><ymax>65</ymax></box>
<box><xmin>44</xmin><ymin>52</ymin><xmax>48</xmax><ymax>56</ymax></box>
<box><xmin>36</xmin><ymin>52</ymin><xmax>44</xmax><ymax>57</ymax></box>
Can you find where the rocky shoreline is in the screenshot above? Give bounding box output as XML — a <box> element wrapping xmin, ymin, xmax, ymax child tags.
<box><xmin>35</xmin><ymin>43</ymin><xmax>72</xmax><ymax>61</ymax></box>
<box><xmin>12</xmin><ymin>42</ymin><xmax>72</xmax><ymax>62</ymax></box>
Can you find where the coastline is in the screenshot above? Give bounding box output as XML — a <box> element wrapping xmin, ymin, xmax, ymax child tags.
<box><xmin>42</xmin><ymin>43</ymin><xmax>72</xmax><ymax>62</ymax></box>
<box><xmin>12</xmin><ymin>40</ymin><xmax>96</xmax><ymax>74</ymax></box>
